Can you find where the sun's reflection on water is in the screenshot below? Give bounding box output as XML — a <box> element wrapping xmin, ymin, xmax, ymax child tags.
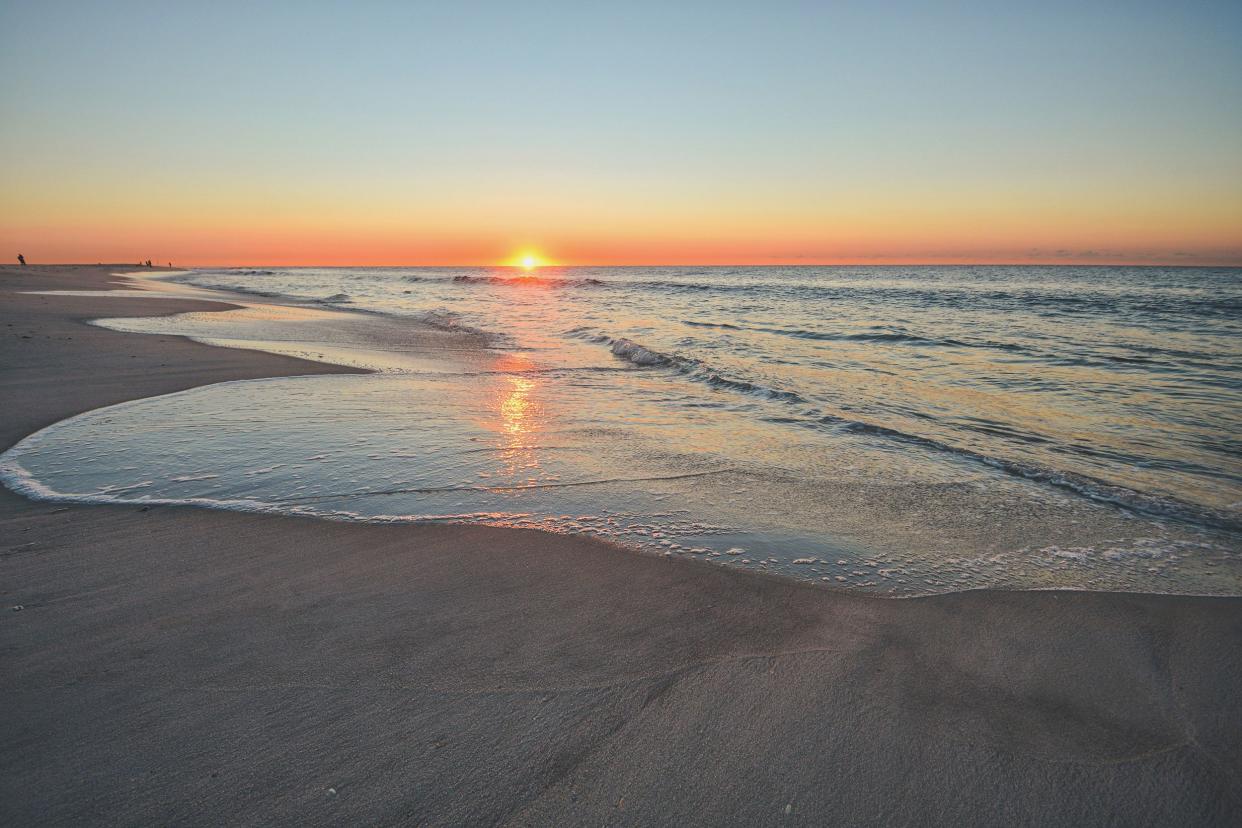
<box><xmin>488</xmin><ymin>354</ymin><xmax>545</xmax><ymax>481</ymax></box>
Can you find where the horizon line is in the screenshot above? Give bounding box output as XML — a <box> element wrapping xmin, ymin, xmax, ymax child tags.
<box><xmin>32</xmin><ymin>259</ymin><xmax>1242</xmax><ymax>270</ymax></box>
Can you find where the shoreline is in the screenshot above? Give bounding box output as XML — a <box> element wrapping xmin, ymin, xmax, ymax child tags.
<box><xmin>2</xmin><ymin>265</ymin><xmax>1241</xmax><ymax>824</ymax></box>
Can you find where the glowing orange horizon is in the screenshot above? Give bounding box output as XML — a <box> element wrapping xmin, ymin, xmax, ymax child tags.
<box><xmin>4</xmin><ymin>228</ymin><xmax>1240</xmax><ymax>269</ymax></box>
<box><xmin>3</xmin><ymin>208</ymin><xmax>1240</xmax><ymax>268</ymax></box>
<box><xmin>5</xmin><ymin>205</ymin><xmax>1239</xmax><ymax>268</ymax></box>
<box><xmin>4</xmin><ymin>165</ymin><xmax>1238</xmax><ymax>268</ymax></box>
<box><xmin>6</xmin><ymin>250</ymin><xmax>1239</xmax><ymax>269</ymax></box>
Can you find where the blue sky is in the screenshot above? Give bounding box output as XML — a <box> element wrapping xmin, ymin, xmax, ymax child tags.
<box><xmin>2</xmin><ymin>1</ymin><xmax>1239</xmax><ymax>264</ymax></box>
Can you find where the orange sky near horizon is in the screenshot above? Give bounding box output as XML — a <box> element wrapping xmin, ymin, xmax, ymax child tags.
<box><xmin>6</xmin><ymin>237</ymin><xmax>1240</xmax><ymax>269</ymax></box>
<box><xmin>4</xmin><ymin>172</ymin><xmax>1240</xmax><ymax>267</ymax></box>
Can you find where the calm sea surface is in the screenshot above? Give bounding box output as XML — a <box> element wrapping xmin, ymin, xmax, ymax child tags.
<box><xmin>5</xmin><ymin>266</ymin><xmax>1240</xmax><ymax>595</ymax></box>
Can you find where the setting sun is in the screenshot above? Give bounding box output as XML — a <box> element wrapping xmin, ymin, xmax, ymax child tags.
<box><xmin>504</xmin><ymin>250</ymin><xmax>552</xmax><ymax>271</ymax></box>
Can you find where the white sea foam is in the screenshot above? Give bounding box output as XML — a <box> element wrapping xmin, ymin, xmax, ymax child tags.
<box><xmin>610</xmin><ymin>338</ymin><xmax>672</xmax><ymax>367</ymax></box>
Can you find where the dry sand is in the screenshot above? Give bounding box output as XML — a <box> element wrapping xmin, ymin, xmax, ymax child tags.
<box><xmin>2</xmin><ymin>265</ymin><xmax>1240</xmax><ymax>825</ymax></box>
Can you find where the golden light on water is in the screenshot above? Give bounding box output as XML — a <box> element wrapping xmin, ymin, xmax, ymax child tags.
<box><xmin>498</xmin><ymin>375</ymin><xmax>539</xmax><ymax>477</ymax></box>
<box><xmin>500</xmin><ymin>375</ymin><xmax>535</xmax><ymax>438</ymax></box>
<box><xmin>482</xmin><ymin>353</ymin><xmax>546</xmax><ymax>479</ymax></box>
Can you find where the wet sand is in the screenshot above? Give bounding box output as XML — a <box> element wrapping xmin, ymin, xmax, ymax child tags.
<box><xmin>2</xmin><ymin>265</ymin><xmax>1240</xmax><ymax>826</ymax></box>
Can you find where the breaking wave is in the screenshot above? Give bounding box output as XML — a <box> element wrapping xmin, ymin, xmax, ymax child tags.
<box><xmin>449</xmin><ymin>274</ymin><xmax>606</xmax><ymax>288</ymax></box>
<box><xmin>565</xmin><ymin>328</ymin><xmax>807</xmax><ymax>403</ymax></box>
<box><xmin>567</xmin><ymin>327</ymin><xmax>1241</xmax><ymax>533</ymax></box>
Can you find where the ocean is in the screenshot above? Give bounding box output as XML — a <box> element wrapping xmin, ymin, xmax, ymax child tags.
<box><xmin>4</xmin><ymin>265</ymin><xmax>1240</xmax><ymax>595</ymax></box>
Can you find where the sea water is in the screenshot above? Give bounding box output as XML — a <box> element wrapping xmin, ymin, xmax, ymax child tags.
<box><xmin>4</xmin><ymin>266</ymin><xmax>1239</xmax><ymax>595</ymax></box>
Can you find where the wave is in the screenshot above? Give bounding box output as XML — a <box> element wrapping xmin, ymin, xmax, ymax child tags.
<box><xmin>822</xmin><ymin>421</ymin><xmax>1242</xmax><ymax>533</ymax></box>
<box><xmin>445</xmin><ymin>274</ymin><xmax>1242</xmax><ymax>322</ymax></box>
<box><xmin>685</xmin><ymin>319</ymin><xmax>1216</xmax><ymax>365</ymax></box>
<box><xmin>681</xmin><ymin>320</ymin><xmax>743</xmax><ymax>330</ymax></box>
<box><xmin>569</xmin><ymin>327</ymin><xmax>1241</xmax><ymax>533</ymax></box>
<box><xmin>757</xmin><ymin>326</ymin><xmax>949</xmax><ymax>346</ymax></box>
<box><xmin>448</xmin><ymin>274</ymin><xmax>605</xmax><ymax>288</ymax></box>
<box><xmin>609</xmin><ymin>338</ymin><xmax>672</xmax><ymax>367</ymax></box>
<box><xmin>566</xmin><ymin>327</ymin><xmax>808</xmax><ymax>404</ymax></box>
<box><xmin>411</xmin><ymin>309</ymin><xmax>493</xmax><ymax>337</ymax></box>
<box><xmin>680</xmin><ymin>319</ymin><xmax>1044</xmax><ymax>355</ymax></box>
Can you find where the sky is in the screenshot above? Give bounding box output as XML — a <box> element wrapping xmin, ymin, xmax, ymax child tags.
<box><xmin>1</xmin><ymin>1</ymin><xmax>1240</xmax><ymax>266</ymax></box>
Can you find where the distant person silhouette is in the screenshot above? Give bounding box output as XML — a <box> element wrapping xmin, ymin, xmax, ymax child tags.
<box><xmin>17</xmin><ymin>253</ymin><xmax>26</xmax><ymax>266</ymax></box>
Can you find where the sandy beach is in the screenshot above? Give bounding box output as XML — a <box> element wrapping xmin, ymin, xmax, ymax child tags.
<box><xmin>2</xmin><ymin>265</ymin><xmax>1241</xmax><ymax>825</ymax></box>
